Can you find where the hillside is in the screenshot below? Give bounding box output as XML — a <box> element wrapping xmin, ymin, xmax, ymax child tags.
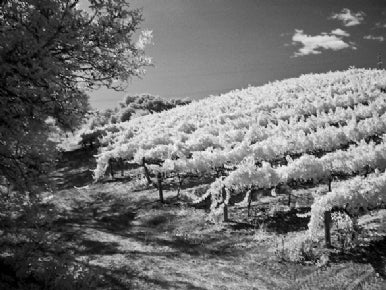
<box><xmin>5</xmin><ymin>68</ymin><xmax>386</xmax><ymax>289</ymax></box>
<box><xmin>93</xmin><ymin>68</ymin><xmax>386</xmax><ymax>229</ymax></box>
<box><xmin>20</xmin><ymin>143</ymin><xmax>385</xmax><ymax>290</ymax></box>
<box><xmin>94</xmin><ymin>68</ymin><xmax>386</xmax><ymax>176</ymax></box>
<box><xmin>55</xmin><ymin>68</ymin><xmax>386</xmax><ymax>289</ymax></box>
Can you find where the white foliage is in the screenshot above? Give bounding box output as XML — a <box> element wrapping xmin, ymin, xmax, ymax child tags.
<box><xmin>92</xmin><ymin>69</ymin><xmax>386</xmax><ymax>233</ymax></box>
<box><xmin>309</xmin><ymin>172</ymin><xmax>386</xmax><ymax>238</ymax></box>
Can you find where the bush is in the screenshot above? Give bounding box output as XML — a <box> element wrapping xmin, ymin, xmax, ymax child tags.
<box><xmin>275</xmin><ymin>232</ymin><xmax>323</xmax><ymax>263</ymax></box>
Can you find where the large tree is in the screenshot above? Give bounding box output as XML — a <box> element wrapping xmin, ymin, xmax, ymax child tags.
<box><xmin>0</xmin><ymin>0</ymin><xmax>152</xmax><ymax>193</ymax></box>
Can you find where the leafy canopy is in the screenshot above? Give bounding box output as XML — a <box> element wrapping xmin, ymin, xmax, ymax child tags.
<box><xmin>0</xmin><ymin>0</ymin><xmax>152</xmax><ymax>192</ymax></box>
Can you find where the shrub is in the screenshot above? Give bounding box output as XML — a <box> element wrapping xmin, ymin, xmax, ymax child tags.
<box><xmin>275</xmin><ymin>232</ymin><xmax>323</xmax><ymax>263</ymax></box>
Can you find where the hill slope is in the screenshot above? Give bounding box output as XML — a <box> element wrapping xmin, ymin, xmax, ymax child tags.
<box><xmin>93</xmin><ymin>68</ymin><xmax>386</xmax><ymax>238</ymax></box>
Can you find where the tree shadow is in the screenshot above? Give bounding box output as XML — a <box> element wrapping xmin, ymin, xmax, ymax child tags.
<box><xmin>57</xmin><ymin>147</ymin><xmax>97</xmax><ymax>169</ymax></box>
<box><xmin>97</xmin><ymin>210</ymin><xmax>137</xmax><ymax>232</ymax></box>
<box><xmin>78</xmin><ymin>239</ymin><xmax>122</xmax><ymax>255</ymax></box>
<box><xmin>0</xmin><ymin>256</ymin><xmax>50</xmax><ymax>290</ymax></box>
<box><xmin>329</xmin><ymin>236</ymin><xmax>386</xmax><ymax>278</ymax></box>
<box><xmin>52</xmin><ymin>204</ymin><xmax>137</xmax><ymax>235</ymax></box>
<box><xmin>53</xmin><ymin>148</ymin><xmax>97</xmax><ymax>189</ymax></box>
<box><xmin>58</xmin><ymin>169</ymin><xmax>94</xmax><ymax>189</ymax></box>
<box><xmin>119</xmin><ymin>223</ymin><xmax>242</xmax><ymax>259</ymax></box>
<box><xmin>87</xmin><ymin>263</ymin><xmax>207</xmax><ymax>290</ymax></box>
<box><xmin>231</xmin><ymin>207</ymin><xmax>310</xmax><ymax>234</ymax></box>
<box><xmin>264</xmin><ymin>207</ymin><xmax>310</xmax><ymax>234</ymax></box>
<box><xmin>0</xmin><ymin>233</ymin><xmax>122</xmax><ymax>289</ymax></box>
<box><xmin>133</xmin><ymin>232</ymin><xmax>206</xmax><ymax>256</ymax></box>
<box><xmin>0</xmin><ymin>231</ymin><xmax>211</xmax><ymax>289</ymax></box>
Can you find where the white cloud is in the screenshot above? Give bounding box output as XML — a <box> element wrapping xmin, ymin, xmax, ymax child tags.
<box><xmin>330</xmin><ymin>8</ymin><xmax>365</xmax><ymax>27</ymax></box>
<box><xmin>331</xmin><ymin>28</ymin><xmax>350</xmax><ymax>37</ymax></box>
<box><xmin>291</xmin><ymin>29</ymin><xmax>354</xmax><ymax>57</ymax></box>
<box><xmin>364</xmin><ymin>35</ymin><xmax>385</xmax><ymax>42</ymax></box>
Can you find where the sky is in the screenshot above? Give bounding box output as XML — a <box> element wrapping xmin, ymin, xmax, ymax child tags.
<box><xmin>85</xmin><ymin>0</ymin><xmax>386</xmax><ymax>110</ymax></box>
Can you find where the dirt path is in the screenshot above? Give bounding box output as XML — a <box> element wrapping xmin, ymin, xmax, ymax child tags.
<box><xmin>46</xmin><ymin>180</ymin><xmax>386</xmax><ymax>290</ymax></box>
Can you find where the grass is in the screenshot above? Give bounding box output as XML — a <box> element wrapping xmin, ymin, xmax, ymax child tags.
<box><xmin>1</xmin><ymin>148</ymin><xmax>386</xmax><ymax>289</ymax></box>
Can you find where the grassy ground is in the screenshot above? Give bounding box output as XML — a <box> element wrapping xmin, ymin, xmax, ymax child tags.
<box><xmin>1</xmin><ymin>148</ymin><xmax>386</xmax><ymax>289</ymax></box>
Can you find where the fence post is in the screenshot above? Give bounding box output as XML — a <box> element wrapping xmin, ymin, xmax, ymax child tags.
<box><xmin>324</xmin><ymin>211</ymin><xmax>332</xmax><ymax>248</ymax></box>
<box><xmin>247</xmin><ymin>190</ymin><xmax>252</xmax><ymax>217</ymax></box>
<box><xmin>141</xmin><ymin>157</ymin><xmax>153</xmax><ymax>186</ymax></box>
<box><xmin>118</xmin><ymin>157</ymin><xmax>124</xmax><ymax>177</ymax></box>
<box><xmin>328</xmin><ymin>177</ymin><xmax>332</xmax><ymax>192</ymax></box>
<box><xmin>108</xmin><ymin>158</ymin><xmax>114</xmax><ymax>179</ymax></box>
<box><xmin>7</xmin><ymin>182</ymin><xmax>14</xmax><ymax>196</ymax></box>
<box><xmin>222</xmin><ymin>187</ymin><xmax>229</xmax><ymax>222</ymax></box>
<box><xmin>352</xmin><ymin>216</ymin><xmax>359</xmax><ymax>245</ymax></box>
<box><xmin>157</xmin><ymin>172</ymin><xmax>164</xmax><ymax>203</ymax></box>
<box><xmin>288</xmin><ymin>192</ymin><xmax>291</xmax><ymax>207</ymax></box>
<box><xmin>176</xmin><ymin>174</ymin><xmax>182</xmax><ymax>198</ymax></box>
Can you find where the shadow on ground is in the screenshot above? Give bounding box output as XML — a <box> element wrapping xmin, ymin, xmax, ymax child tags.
<box><xmin>85</xmin><ymin>263</ymin><xmax>207</xmax><ymax>290</ymax></box>
<box><xmin>231</xmin><ymin>207</ymin><xmax>310</xmax><ymax>234</ymax></box>
<box><xmin>52</xmin><ymin>148</ymin><xmax>97</xmax><ymax>189</ymax></box>
<box><xmin>330</xmin><ymin>236</ymin><xmax>386</xmax><ymax>278</ymax></box>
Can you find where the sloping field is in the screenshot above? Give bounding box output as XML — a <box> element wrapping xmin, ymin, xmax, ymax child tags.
<box><xmin>94</xmin><ymin>68</ymin><xmax>386</xmax><ymax>177</ymax></box>
<box><xmin>4</xmin><ymin>69</ymin><xmax>386</xmax><ymax>289</ymax></box>
<box><xmin>93</xmin><ymin>68</ymin><xmax>386</xmax><ymax>239</ymax></box>
<box><xmin>43</xmin><ymin>177</ymin><xmax>386</xmax><ymax>290</ymax></box>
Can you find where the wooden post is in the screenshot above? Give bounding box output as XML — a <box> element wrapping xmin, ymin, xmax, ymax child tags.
<box><xmin>157</xmin><ymin>172</ymin><xmax>164</xmax><ymax>203</ymax></box>
<box><xmin>141</xmin><ymin>157</ymin><xmax>153</xmax><ymax>186</ymax></box>
<box><xmin>288</xmin><ymin>192</ymin><xmax>291</xmax><ymax>207</ymax></box>
<box><xmin>364</xmin><ymin>165</ymin><xmax>370</xmax><ymax>178</ymax></box>
<box><xmin>377</xmin><ymin>53</ymin><xmax>383</xmax><ymax>69</ymax></box>
<box><xmin>223</xmin><ymin>204</ymin><xmax>229</xmax><ymax>222</ymax></box>
<box><xmin>7</xmin><ymin>182</ymin><xmax>14</xmax><ymax>196</ymax></box>
<box><xmin>352</xmin><ymin>216</ymin><xmax>359</xmax><ymax>245</ymax></box>
<box><xmin>119</xmin><ymin>157</ymin><xmax>124</xmax><ymax>177</ymax></box>
<box><xmin>324</xmin><ymin>211</ymin><xmax>332</xmax><ymax>248</ymax></box>
<box><xmin>328</xmin><ymin>177</ymin><xmax>332</xmax><ymax>192</ymax></box>
<box><xmin>92</xmin><ymin>206</ymin><xmax>97</xmax><ymax>219</ymax></box>
<box><xmin>176</xmin><ymin>174</ymin><xmax>182</xmax><ymax>198</ymax></box>
<box><xmin>108</xmin><ymin>158</ymin><xmax>114</xmax><ymax>179</ymax></box>
<box><xmin>222</xmin><ymin>187</ymin><xmax>229</xmax><ymax>222</ymax></box>
<box><xmin>247</xmin><ymin>190</ymin><xmax>252</xmax><ymax>217</ymax></box>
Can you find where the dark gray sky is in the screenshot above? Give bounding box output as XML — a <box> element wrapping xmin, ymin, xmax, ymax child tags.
<box><xmin>86</xmin><ymin>0</ymin><xmax>386</xmax><ymax>109</ymax></box>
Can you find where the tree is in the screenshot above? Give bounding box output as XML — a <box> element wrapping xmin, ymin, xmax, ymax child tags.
<box><xmin>118</xmin><ymin>93</ymin><xmax>191</xmax><ymax>120</ymax></box>
<box><xmin>0</xmin><ymin>0</ymin><xmax>152</xmax><ymax>193</ymax></box>
<box><xmin>76</xmin><ymin>94</ymin><xmax>191</xmax><ymax>150</ymax></box>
